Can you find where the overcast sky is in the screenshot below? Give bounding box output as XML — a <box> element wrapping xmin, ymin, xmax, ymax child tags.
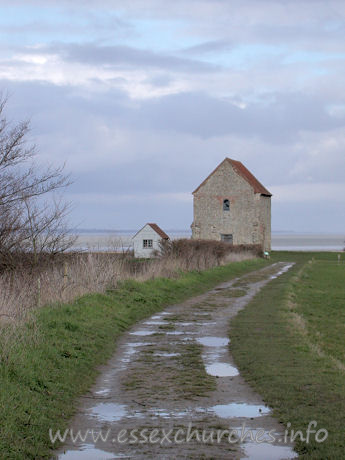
<box><xmin>1</xmin><ymin>0</ymin><xmax>345</xmax><ymax>232</ymax></box>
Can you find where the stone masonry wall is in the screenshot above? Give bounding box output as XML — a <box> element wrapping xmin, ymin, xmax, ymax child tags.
<box><xmin>259</xmin><ymin>195</ymin><xmax>271</xmax><ymax>251</ymax></box>
<box><xmin>191</xmin><ymin>160</ymin><xmax>271</xmax><ymax>250</ymax></box>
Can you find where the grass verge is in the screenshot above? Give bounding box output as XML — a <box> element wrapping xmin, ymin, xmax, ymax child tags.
<box><xmin>0</xmin><ymin>257</ymin><xmax>268</xmax><ymax>459</ymax></box>
<box><xmin>230</xmin><ymin>251</ymin><xmax>345</xmax><ymax>459</ymax></box>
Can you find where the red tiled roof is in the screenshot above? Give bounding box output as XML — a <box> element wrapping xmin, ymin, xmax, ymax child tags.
<box><xmin>230</xmin><ymin>159</ymin><xmax>272</xmax><ymax>196</ymax></box>
<box><xmin>132</xmin><ymin>223</ymin><xmax>170</xmax><ymax>240</ymax></box>
<box><xmin>192</xmin><ymin>158</ymin><xmax>272</xmax><ymax>196</ymax></box>
<box><xmin>147</xmin><ymin>223</ymin><xmax>170</xmax><ymax>239</ymax></box>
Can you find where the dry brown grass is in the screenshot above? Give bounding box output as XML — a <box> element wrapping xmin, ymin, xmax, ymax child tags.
<box><xmin>0</xmin><ymin>240</ymin><xmax>261</xmax><ymax>323</ymax></box>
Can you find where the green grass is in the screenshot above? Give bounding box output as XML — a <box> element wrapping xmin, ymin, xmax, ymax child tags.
<box><xmin>294</xmin><ymin>260</ymin><xmax>345</xmax><ymax>365</ymax></box>
<box><xmin>175</xmin><ymin>342</ymin><xmax>216</xmax><ymax>398</ymax></box>
<box><xmin>122</xmin><ymin>340</ymin><xmax>216</xmax><ymax>403</ymax></box>
<box><xmin>0</xmin><ymin>257</ymin><xmax>268</xmax><ymax>460</ymax></box>
<box><xmin>230</xmin><ymin>251</ymin><xmax>345</xmax><ymax>459</ymax></box>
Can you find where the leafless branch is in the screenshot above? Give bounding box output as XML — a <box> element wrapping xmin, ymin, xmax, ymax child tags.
<box><xmin>0</xmin><ymin>93</ymin><xmax>74</xmax><ymax>267</ymax></box>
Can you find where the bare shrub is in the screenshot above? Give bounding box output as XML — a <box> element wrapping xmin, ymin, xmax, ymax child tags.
<box><xmin>156</xmin><ymin>239</ymin><xmax>262</xmax><ymax>271</ymax></box>
<box><xmin>0</xmin><ymin>270</ymin><xmax>37</xmax><ymax>321</ymax></box>
<box><xmin>0</xmin><ymin>239</ymin><xmax>262</xmax><ymax>362</ymax></box>
<box><xmin>0</xmin><ymin>240</ymin><xmax>261</xmax><ymax>326</ymax></box>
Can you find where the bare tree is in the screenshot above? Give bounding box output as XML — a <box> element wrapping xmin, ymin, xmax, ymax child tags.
<box><xmin>22</xmin><ymin>197</ymin><xmax>76</xmax><ymax>264</ymax></box>
<box><xmin>0</xmin><ymin>93</ymin><xmax>74</xmax><ymax>267</ymax></box>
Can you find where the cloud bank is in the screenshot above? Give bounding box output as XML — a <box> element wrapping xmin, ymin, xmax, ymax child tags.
<box><xmin>0</xmin><ymin>0</ymin><xmax>344</xmax><ymax>232</ymax></box>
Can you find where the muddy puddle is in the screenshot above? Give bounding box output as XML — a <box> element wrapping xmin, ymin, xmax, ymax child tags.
<box><xmin>269</xmin><ymin>263</ymin><xmax>294</xmax><ymax>280</ymax></box>
<box><xmin>243</xmin><ymin>443</ymin><xmax>298</xmax><ymax>460</ymax></box>
<box><xmin>59</xmin><ymin>445</ymin><xmax>127</xmax><ymax>459</ymax></box>
<box><xmin>55</xmin><ymin>262</ymin><xmax>297</xmax><ymax>460</ymax></box>
<box><xmin>197</xmin><ymin>336</ymin><xmax>230</xmax><ymax>347</ymax></box>
<box><xmin>143</xmin><ymin>320</ymin><xmax>166</xmax><ymax>325</ymax></box>
<box><xmin>89</xmin><ymin>403</ymin><xmax>128</xmax><ymax>422</ymax></box>
<box><xmin>129</xmin><ymin>330</ymin><xmax>156</xmax><ymax>336</ymax></box>
<box><xmin>206</xmin><ymin>362</ymin><xmax>239</xmax><ymax>377</ymax></box>
<box><xmin>211</xmin><ymin>403</ymin><xmax>270</xmax><ymax>418</ymax></box>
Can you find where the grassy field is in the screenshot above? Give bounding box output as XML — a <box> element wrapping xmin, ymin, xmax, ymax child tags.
<box><xmin>0</xmin><ymin>257</ymin><xmax>268</xmax><ymax>460</ymax></box>
<box><xmin>230</xmin><ymin>251</ymin><xmax>345</xmax><ymax>459</ymax></box>
<box><xmin>1</xmin><ymin>251</ymin><xmax>343</xmax><ymax>459</ymax></box>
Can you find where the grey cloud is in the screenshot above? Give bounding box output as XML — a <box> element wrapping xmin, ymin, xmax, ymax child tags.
<box><xmin>5</xmin><ymin>79</ymin><xmax>344</xmax><ymax>146</ymax></box>
<box><xmin>2</xmin><ymin>1</ymin><xmax>345</xmax><ymax>57</ymax></box>
<box><xmin>43</xmin><ymin>42</ymin><xmax>219</xmax><ymax>73</ymax></box>
<box><xmin>146</xmin><ymin>74</ymin><xmax>174</xmax><ymax>88</ymax></box>
<box><xmin>0</xmin><ymin>16</ymin><xmax>128</xmax><ymax>38</ymax></box>
<box><xmin>135</xmin><ymin>92</ymin><xmax>345</xmax><ymax>142</ymax></box>
<box><xmin>182</xmin><ymin>40</ymin><xmax>234</xmax><ymax>55</ymax></box>
<box><xmin>272</xmin><ymin>200</ymin><xmax>345</xmax><ymax>233</ymax></box>
<box><xmin>0</xmin><ymin>0</ymin><xmax>344</xmax><ymax>233</ymax></box>
<box><xmin>252</xmin><ymin>22</ymin><xmax>345</xmax><ymax>51</ymax></box>
<box><xmin>1</xmin><ymin>79</ymin><xmax>344</xmax><ymax>231</ymax></box>
<box><xmin>0</xmin><ymin>7</ymin><xmax>132</xmax><ymax>44</ymax></box>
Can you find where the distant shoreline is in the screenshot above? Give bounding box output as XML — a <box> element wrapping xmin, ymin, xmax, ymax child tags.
<box><xmin>69</xmin><ymin>231</ymin><xmax>344</xmax><ymax>252</ymax></box>
<box><xmin>69</xmin><ymin>229</ymin><xmax>344</xmax><ymax>236</ymax></box>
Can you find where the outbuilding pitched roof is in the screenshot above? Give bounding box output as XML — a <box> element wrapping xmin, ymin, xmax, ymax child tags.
<box><xmin>132</xmin><ymin>223</ymin><xmax>169</xmax><ymax>240</ymax></box>
<box><xmin>192</xmin><ymin>158</ymin><xmax>272</xmax><ymax>196</ymax></box>
<box><xmin>147</xmin><ymin>223</ymin><xmax>169</xmax><ymax>239</ymax></box>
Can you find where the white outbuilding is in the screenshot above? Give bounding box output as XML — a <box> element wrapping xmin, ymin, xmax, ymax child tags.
<box><xmin>132</xmin><ymin>223</ymin><xmax>169</xmax><ymax>258</ymax></box>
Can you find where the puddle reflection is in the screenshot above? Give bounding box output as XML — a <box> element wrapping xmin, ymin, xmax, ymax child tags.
<box><xmin>269</xmin><ymin>263</ymin><xmax>294</xmax><ymax>280</ymax></box>
<box><xmin>206</xmin><ymin>362</ymin><xmax>239</xmax><ymax>377</ymax></box>
<box><xmin>243</xmin><ymin>442</ymin><xmax>298</xmax><ymax>459</ymax></box>
<box><xmin>89</xmin><ymin>403</ymin><xmax>128</xmax><ymax>422</ymax></box>
<box><xmin>211</xmin><ymin>403</ymin><xmax>270</xmax><ymax>418</ymax></box>
<box><xmin>94</xmin><ymin>388</ymin><xmax>110</xmax><ymax>396</ymax></box>
<box><xmin>130</xmin><ymin>330</ymin><xmax>155</xmax><ymax>336</ymax></box>
<box><xmin>153</xmin><ymin>352</ymin><xmax>180</xmax><ymax>357</ymax></box>
<box><xmin>58</xmin><ymin>444</ymin><xmax>126</xmax><ymax>459</ymax></box>
<box><xmin>197</xmin><ymin>337</ymin><xmax>230</xmax><ymax>347</ymax></box>
<box><xmin>144</xmin><ymin>321</ymin><xmax>165</xmax><ymax>325</ymax></box>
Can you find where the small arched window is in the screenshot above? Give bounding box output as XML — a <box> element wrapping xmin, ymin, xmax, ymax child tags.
<box><xmin>223</xmin><ymin>199</ymin><xmax>230</xmax><ymax>211</ymax></box>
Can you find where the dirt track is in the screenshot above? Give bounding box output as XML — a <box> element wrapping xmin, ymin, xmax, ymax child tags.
<box><xmin>55</xmin><ymin>262</ymin><xmax>297</xmax><ymax>459</ymax></box>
